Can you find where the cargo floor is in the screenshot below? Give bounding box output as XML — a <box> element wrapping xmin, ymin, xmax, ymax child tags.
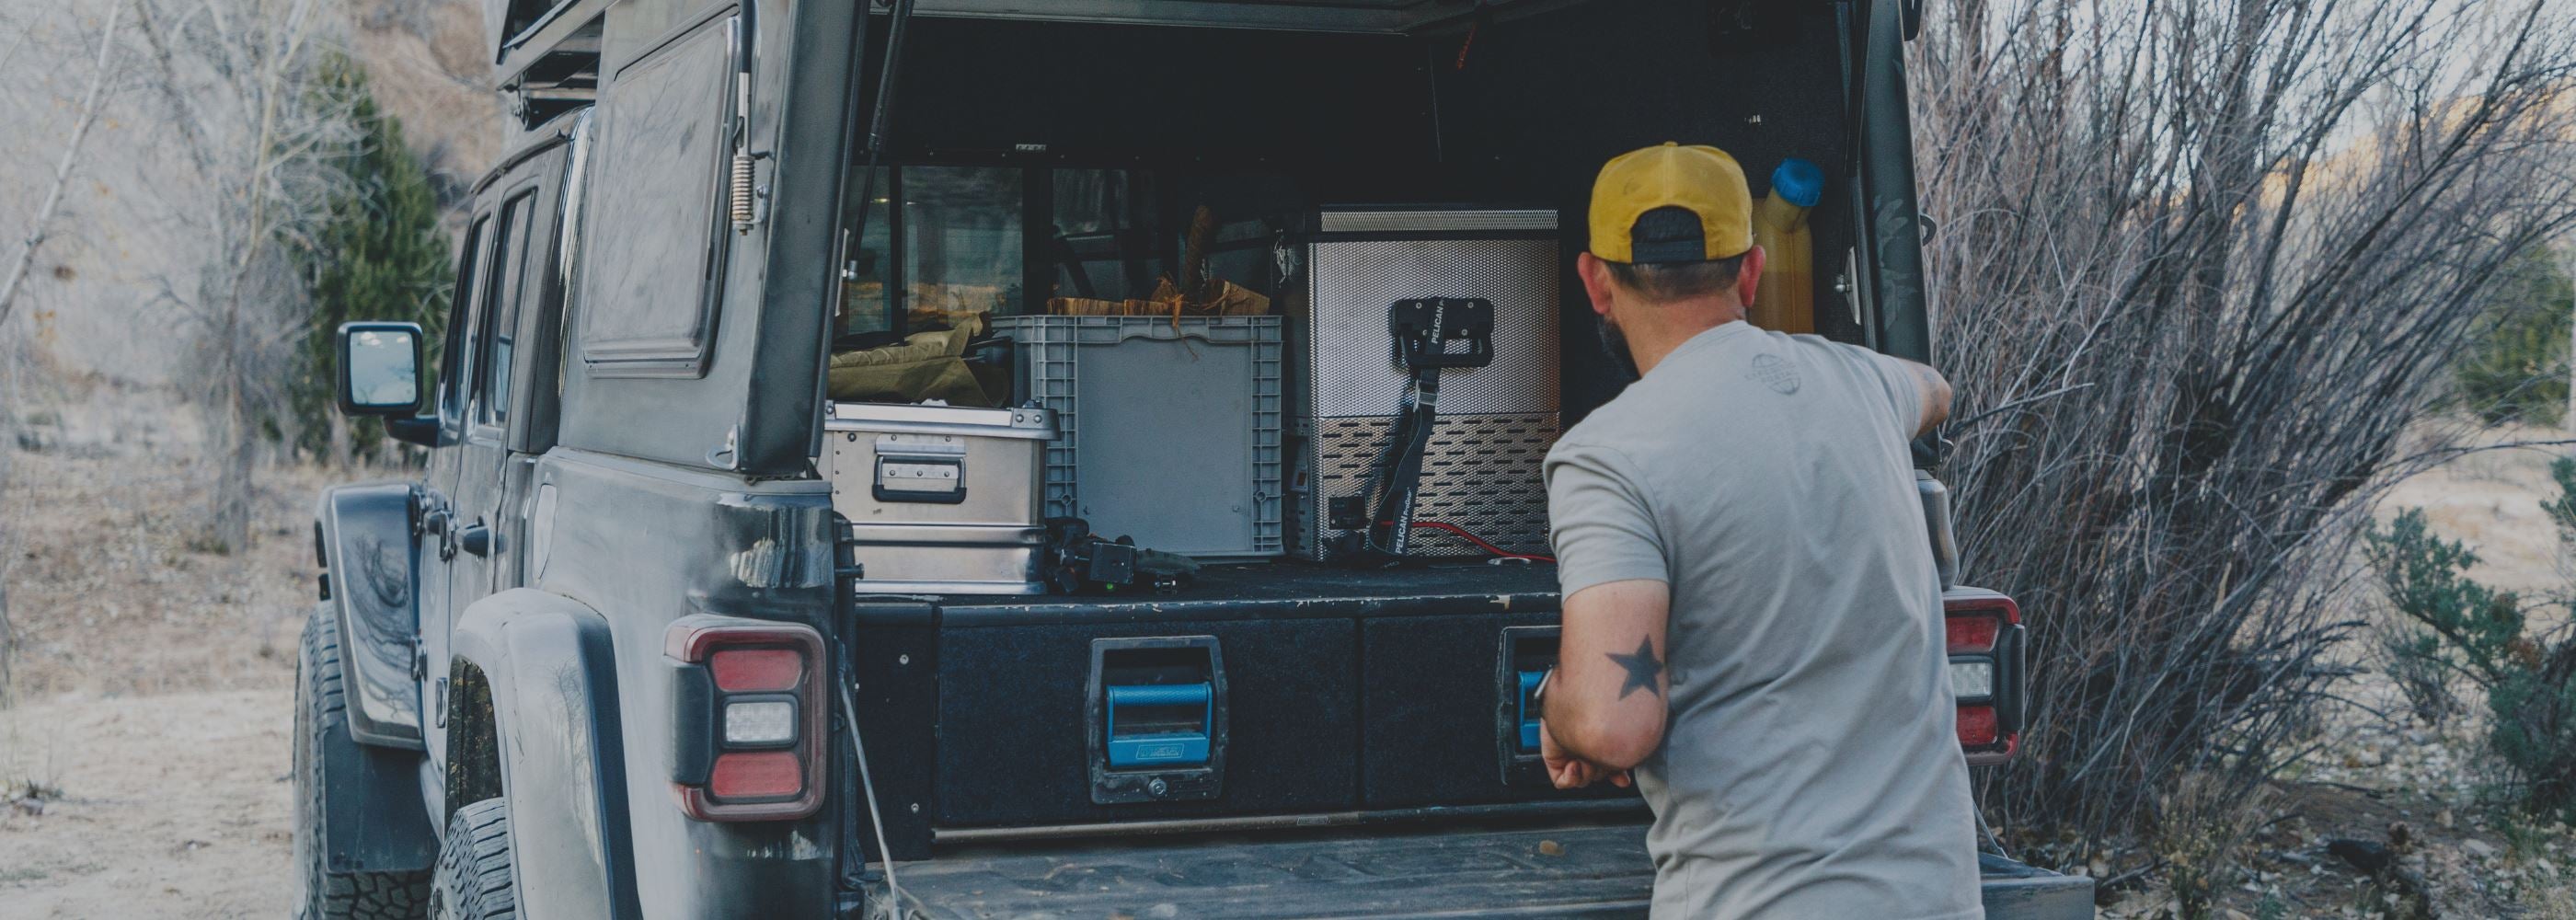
<box><xmin>889</xmin><ymin>820</ymin><xmax>1655</xmax><ymax>919</ymax></box>
<box><xmin>916</xmin><ymin>560</ymin><xmax>1565</xmax><ymax>625</ymax></box>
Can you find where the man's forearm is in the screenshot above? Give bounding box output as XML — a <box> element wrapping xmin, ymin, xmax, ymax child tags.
<box><xmin>1899</xmin><ymin>358</ymin><xmax>1952</xmax><ymax>434</ymax></box>
<box><xmin>1540</xmin><ymin>624</ymin><xmax>1670</xmax><ymax>770</ymax></box>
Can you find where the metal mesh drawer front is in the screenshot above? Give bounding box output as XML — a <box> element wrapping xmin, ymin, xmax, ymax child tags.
<box><xmin>1295</xmin><ymin>412</ymin><xmax>1559</xmax><ymax>560</ymax></box>
<box><xmin>1307</xmin><ymin>237</ymin><xmax>1559</xmax><ymax>418</ymax></box>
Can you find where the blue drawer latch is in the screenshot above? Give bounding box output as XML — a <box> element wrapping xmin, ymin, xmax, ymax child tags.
<box><xmin>1105</xmin><ymin>683</ymin><xmax>1213</xmax><ymax>768</ymax></box>
<box><xmin>1516</xmin><ymin>670</ymin><xmax>1546</xmax><ymax>753</ymax></box>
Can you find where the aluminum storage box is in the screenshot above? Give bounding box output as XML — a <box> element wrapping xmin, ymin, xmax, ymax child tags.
<box><xmin>993</xmin><ymin>316</ymin><xmax>1284</xmax><ymax>558</ymax></box>
<box><xmin>823</xmin><ymin>402</ymin><xmax>1055</xmax><ymax>594</ymax></box>
<box><xmin>1287</xmin><ymin>207</ymin><xmax>1561</xmax><ymax>560</ymax></box>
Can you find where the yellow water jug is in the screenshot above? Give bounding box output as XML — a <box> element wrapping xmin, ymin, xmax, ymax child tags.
<box><xmin>1749</xmin><ymin>158</ymin><xmax>1822</xmax><ymax>334</ymax></box>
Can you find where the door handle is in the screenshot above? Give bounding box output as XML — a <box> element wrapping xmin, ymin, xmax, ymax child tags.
<box><xmin>426</xmin><ymin>509</ymin><xmax>456</xmax><ymax>561</ymax></box>
<box><xmin>458</xmin><ymin>521</ymin><xmax>491</xmax><ymax>558</ymax></box>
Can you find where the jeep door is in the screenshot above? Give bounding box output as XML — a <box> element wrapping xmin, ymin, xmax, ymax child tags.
<box><xmin>416</xmin><ymin>200</ymin><xmax>496</xmax><ymax>771</ymax></box>
<box><xmin>421</xmin><ymin>147</ymin><xmax>560</xmax><ymax>769</ymax></box>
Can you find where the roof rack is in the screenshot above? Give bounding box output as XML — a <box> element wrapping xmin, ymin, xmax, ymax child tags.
<box><xmin>490</xmin><ymin>0</ymin><xmax>604</xmax><ymax>125</ymax></box>
<box><xmin>897</xmin><ymin>0</ymin><xmax>1560</xmax><ymax>33</ymax></box>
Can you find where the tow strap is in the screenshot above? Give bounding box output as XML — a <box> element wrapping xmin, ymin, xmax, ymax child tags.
<box><xmin>1337</xmin><ymin>298</ymin><xmax>1494</xmax><ymax>565</ymax></box>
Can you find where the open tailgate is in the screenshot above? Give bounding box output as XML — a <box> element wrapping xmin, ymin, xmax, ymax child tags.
<box><xmin>884</xmin><ymin>821</ymin><xmax>2093</xmax><ymax>919</ymax></box>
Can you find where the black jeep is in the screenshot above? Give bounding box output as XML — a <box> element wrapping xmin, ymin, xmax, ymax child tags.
<box><xmin>293</xmin><ymin>1</ymin><xmax>2094</xmax><ymax>917</ymax></box>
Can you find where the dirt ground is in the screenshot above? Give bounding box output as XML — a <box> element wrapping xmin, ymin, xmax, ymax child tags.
<box><xmin>1</xmin><ymin>386</ymin><xmax>347</xmax><ymax>920</ymax></box>
<box><xmin>0</xmin><ymin>397</ymin><xmax>2570</xmax><ymax>918</ymax></box>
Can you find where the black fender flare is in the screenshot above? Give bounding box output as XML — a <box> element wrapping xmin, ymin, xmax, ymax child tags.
<box><xmin>315</xmin><ymin>482</ymin><xmax>426</xmax><ymax>749</ymax></box>
<box><xmin>448</xmin><ymin>588</ymin><xmax>641</xmax><ymax>919</ymax></box>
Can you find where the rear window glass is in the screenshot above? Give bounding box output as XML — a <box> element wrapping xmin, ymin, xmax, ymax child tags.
<box><xmin>578</xmin><ymin>19</ymin><xmax>730</xmax><ymax>371</ymax></box>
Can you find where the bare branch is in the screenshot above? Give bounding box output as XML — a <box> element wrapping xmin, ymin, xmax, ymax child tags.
<box><xmin>0</xmin><ymin>0</ymin><xmax>132</xmax><ymax>329</ymax></box>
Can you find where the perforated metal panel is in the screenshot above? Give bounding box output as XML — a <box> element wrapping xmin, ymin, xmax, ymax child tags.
<box><xmin>1293</xmin><ymin>413</ymin><xmax>1558</xmax><ymax>560</ymax></box>
<box><xmin>1305</xmin><ymin>235</ymin><xmax>1559</xmax><ymax>419</ymax></box>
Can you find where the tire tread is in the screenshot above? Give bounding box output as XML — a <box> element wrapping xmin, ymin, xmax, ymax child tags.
<box><xmin>433</xmin><ymin>799</ymin><xmax>519</xmax><ymax>920</ymax></box>
<box><xmin>297</xmin><ymin>604</ymin><xmax>431</xmax><ymax>920</ymax></box>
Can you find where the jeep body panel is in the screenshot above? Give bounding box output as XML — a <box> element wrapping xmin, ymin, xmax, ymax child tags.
<box><xmin>315</xmin><ymin>481</ymin><xmax>426</xmax><ymax>748</ymax></box>
<box><xmin>520</xmin><ymin>447</ymin><xmax>841</xmax><ymax>919</ymax></box>
<box><xmin>544</xmin><ymin>0</ymin><xmax>855</xmax><ymax>477</ymax></box>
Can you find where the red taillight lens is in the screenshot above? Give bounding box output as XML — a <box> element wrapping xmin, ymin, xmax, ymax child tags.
<box><xmin>710</xmin><ymin>751</ymin><xmax>805</xmax><ymax>799</ymax></box>
<box><xmin>1957</xmin><ymin>705</ymin><xmax>2001</xmax><ymax>747</ymax></box>
<box><xmin>710</xmin><ymin>648</ymin><xmax>803</xmax><ymax>692</ymax></box>
<box><xmin>1944</xmin><ymin>588</ymin><xmax>2025</xmax><ymax>766</ymax></box>
<box><xmin>1945</xmin><ymin>612</ymin><xmax>2000</xmax><ymax>653</ymax></box>
<box><xmin>665</xmin><ymin>616</ymin><xmax>827</xmax><ymax>822</ymax></box>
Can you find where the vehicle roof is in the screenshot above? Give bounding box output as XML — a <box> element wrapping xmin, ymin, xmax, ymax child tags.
<box><xmin>468</xmin><ymin>109</ymin><xmax>583</xmax><ymax>199</ymax></box>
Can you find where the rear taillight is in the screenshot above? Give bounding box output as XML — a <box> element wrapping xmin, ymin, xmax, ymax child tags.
<box><xmin>1944</xmin><ymin>587</ymin><xmax>2025</xmax><ymax>766</ymax></box>
<box><xmin>665</xmin><ymin>615</ymin><xmax>827</xmax><ymax>822</ymax></box>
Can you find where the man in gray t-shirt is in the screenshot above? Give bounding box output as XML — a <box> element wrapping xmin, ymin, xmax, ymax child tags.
<box><xmin>1536</xmin><ymin>143</ymin><xmax>1982</xmax><ymax>919</ymax></box>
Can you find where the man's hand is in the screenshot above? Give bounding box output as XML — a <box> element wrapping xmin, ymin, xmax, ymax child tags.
<box><xmin>1539</xmin><ymin>719</ymin><xmax>1632</xmax><ymax>789</ymax></box>
<box><xmin>1895</xmin><ymin>357</ymin><xmax>1952</xmax><ymax>436</ymax></box>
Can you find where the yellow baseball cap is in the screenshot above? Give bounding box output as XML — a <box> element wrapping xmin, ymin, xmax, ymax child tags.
<box><xmin>1588</xmin><ymin>143</ymin><xmax>1754</xmax><ymax>264</ymax></box>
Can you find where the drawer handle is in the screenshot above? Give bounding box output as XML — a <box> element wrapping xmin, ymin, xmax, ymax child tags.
<box><xmin>1105</xmin><ymin>683</ymin><xmax>1213</xmax><ymax>768</ymax></box>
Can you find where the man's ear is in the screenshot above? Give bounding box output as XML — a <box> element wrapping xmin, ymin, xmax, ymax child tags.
<box><xmin>1576</xmin><ymin>252</ymin><xmax>1617</xmax><ymax>317</ymax></box>
<box><xmin>1734</xmin><ymin>245</ymin><xmax>1766</xmax><ymax>312</ymax></box>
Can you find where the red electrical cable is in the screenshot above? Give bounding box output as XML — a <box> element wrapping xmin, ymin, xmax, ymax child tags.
<box><xmin>1381</xmin><ymin>520</ymin><xmax>1555</xmax><ymax>564</ymax></box>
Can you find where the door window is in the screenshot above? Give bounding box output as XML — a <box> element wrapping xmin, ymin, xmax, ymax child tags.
<box><xmin>477</xmin><ymin>190</ymin><xmax>539</xmax><ymax>427</ymax></box>
<box><xmin>441</xmin><ymin>213</ymin><xmax>494</xmax><ymax>425</ymax></box>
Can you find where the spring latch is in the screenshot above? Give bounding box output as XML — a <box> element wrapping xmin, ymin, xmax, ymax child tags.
<box><xmin>729</xmin><ymin>151</ymin><xmax>757</xmax><ymax>233</ymax></box>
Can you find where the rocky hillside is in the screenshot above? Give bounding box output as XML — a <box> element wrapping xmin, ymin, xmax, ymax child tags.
<box><xmin>0</xmin><ymin>0</ymin><xmax>501</xmax><ymax>387</ymax></box>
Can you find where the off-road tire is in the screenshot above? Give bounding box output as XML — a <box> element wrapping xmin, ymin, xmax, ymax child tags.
<box><xmin>431</xmin><ymin>799</ymin><xmax>519</xmax><ymax>920</ymax></box>
<box><xmin>295</xmin><ymin>604</ymin><xmax>432</xmax><ymax>919</ymax></box>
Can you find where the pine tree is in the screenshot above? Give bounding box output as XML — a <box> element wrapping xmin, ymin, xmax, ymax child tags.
<box><xmin>2455</xmin><ymin>247</ymin><xmax>2573</xmax><ymax>428</ymax></box>
<box><xmin>296</xmin><ymin>54</ymin><xmax>452</xmax><ymax>466</ymax></box>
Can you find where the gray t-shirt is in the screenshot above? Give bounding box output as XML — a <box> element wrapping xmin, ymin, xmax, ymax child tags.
<box><xmin>1547</xmin><ymin>321</ymin><xmax>1982</xmax><ymax>920</ymax></box>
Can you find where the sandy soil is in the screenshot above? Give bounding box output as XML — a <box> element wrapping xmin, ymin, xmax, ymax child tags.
<box><xmin>0</xmin><ymin>691</ymin><xmax>294</xmax><ymax>919</ymax></box>
<box><xmin>3</xmin><ymin>385</ymin><xmax>346</xmax><ymax>919</ymax></box>
<box><xmin>2379</xmin><ymin>421</ymin><xmax>2572</xmax><ymax>599</ymax></box>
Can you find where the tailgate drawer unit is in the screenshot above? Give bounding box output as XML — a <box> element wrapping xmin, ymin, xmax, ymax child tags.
<box><xmin>842</xmin><ymin>564</ymin><xmax>1644</xmax><ymax>863</ymax></box>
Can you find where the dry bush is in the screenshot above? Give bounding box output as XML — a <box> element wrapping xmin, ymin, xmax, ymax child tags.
<box><xmin>129</xmin><ymin>0</ymin><xmax>356</xmax><ymax>553</ymax></box>
<box><xmin>1913</xmin><ymin>0</ymin><xmax>2576</xmax><ymax>856</ymax></box>
<box><xmin>2154</xmin><ymin>772</ymin><xmax>2277</xmax><ymax>920</ymax></box>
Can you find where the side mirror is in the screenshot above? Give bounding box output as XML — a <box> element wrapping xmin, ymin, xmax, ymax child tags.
<box><xmin>336</xmin><ymin>322</ymin><xmax>426</xmax><ymax>417</ymax></box>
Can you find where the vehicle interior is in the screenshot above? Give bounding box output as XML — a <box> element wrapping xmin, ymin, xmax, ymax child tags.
<box><xmin>824</xmin><ymin>1</ymin><xmax>1868</xmax><ymax>415</ymax></box>
<box><xmin>794</xmin><ymin>4</ymin><xmax>1891</xmax><ymax>910</ymax></box>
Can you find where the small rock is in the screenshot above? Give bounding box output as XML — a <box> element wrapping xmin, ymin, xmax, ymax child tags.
<box><xmin>1536</xmin><ymin>839</ymin><xmax>1565</xmax><ymax>857</ymax></box>
<box><xmin>2328</xmin><ymin>838</ymin><xmax>2392</xmax><ymax>874</ymax></box>
<box><xmin>2464</xmin><ymin>839</ymin><xmax>2498</xmax><ymax>859</ymax></box>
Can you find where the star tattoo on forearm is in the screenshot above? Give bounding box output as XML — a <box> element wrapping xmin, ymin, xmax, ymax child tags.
<box><xmin>1608</xmin><ymin>636</ymin><xmax>1663</xmax><ymax>699</ymax></box>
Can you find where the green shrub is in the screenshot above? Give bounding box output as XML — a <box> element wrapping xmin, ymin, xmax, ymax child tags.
<box><xmin>2370</xmin><ymin>464</ymin><xmax>2576</xmax><ymax>820</ymax></box>
<box><xmin>2455</xmin><ymin>247</ymin><xmax>2572</xmax><ymax>428</ymax></box>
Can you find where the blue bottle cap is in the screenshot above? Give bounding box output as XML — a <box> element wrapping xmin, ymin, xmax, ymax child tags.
<box><xmin>1770</xmin><ymin>158</ymin><xmax>1823</xmax><ymax>209</ymax></box>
